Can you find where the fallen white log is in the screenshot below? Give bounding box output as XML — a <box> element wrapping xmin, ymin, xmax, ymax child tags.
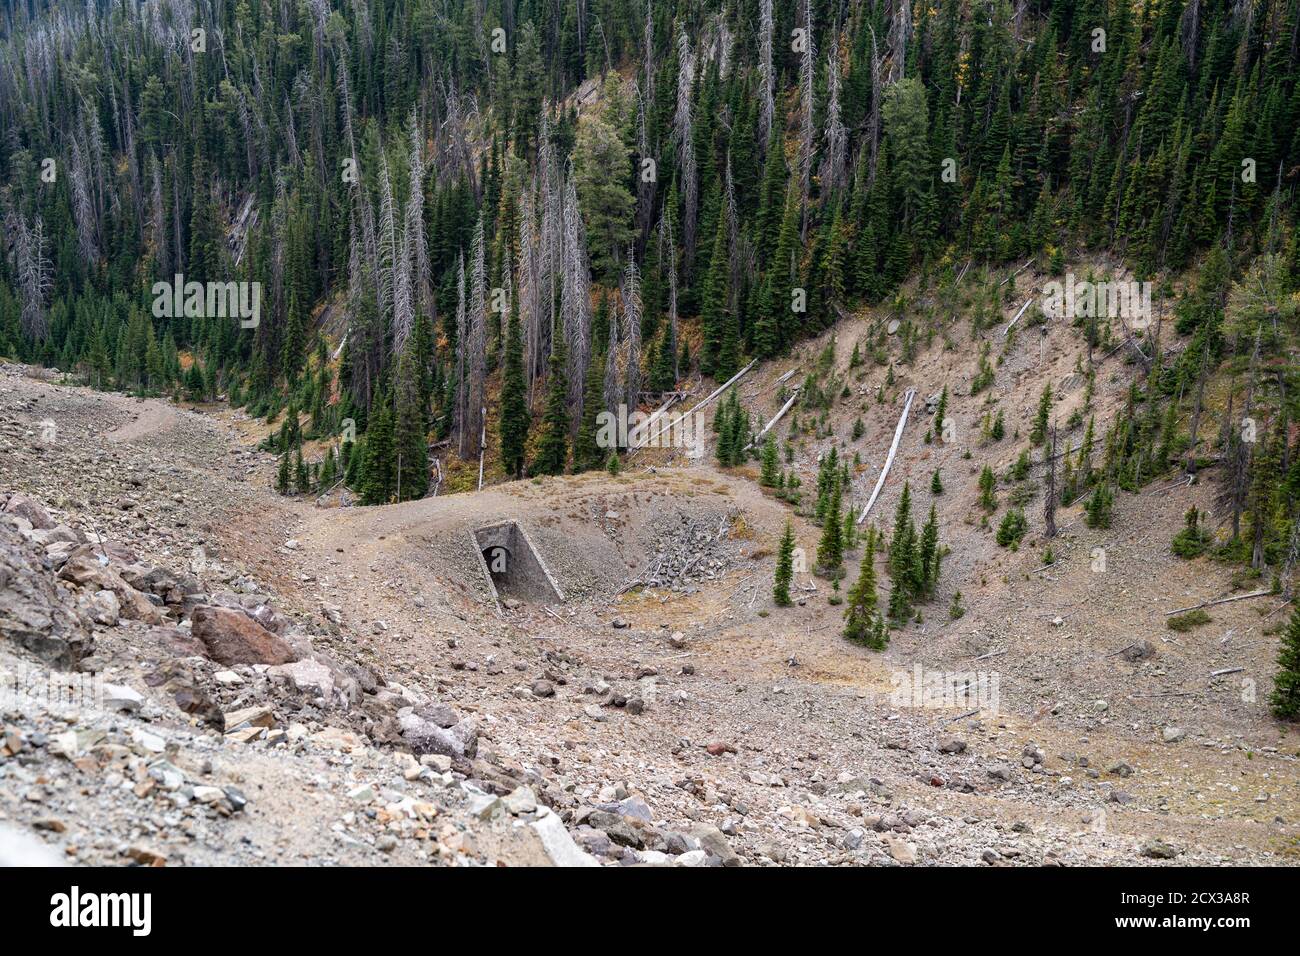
<box><xmin>631</xmin><ymin>359</ymin><xmax>756</xmax><ymax>452</ymax></box>
<box><xmin>762</xmin><ymin>365</ymin><xmax>801</xmax><ymax>394</ymax></box>
<box><xmin>998</xmin><ymin>256</ymin><xmax>1036</xmax><ymax>287</ymax></box>
<box><xmin>1002</xmin><ymin>298</ymin><xmax>1034</xmax><ymax>337</ymax></box>
<box><xmin>1164</xmin><ymin>589</ymin><xmax>1274</xmax><ymax>616</ymax></box>
<box><xmin>858</xmin><ymin>387</ymin><xmax>916</xmax><ymax>523</ymax></box>
<box><xmin>745</xmin><ymin>387</ymin><xmax>801</xmax><ymax>451</ymax></box>
<box><xmin>1210</xmin><ymin>667</ymin><xmax>1245</xmax><ymax>678</ymax></box>
<box><xmin>624</xmin><ymin>391</ymin><xmax>683</xmax><ymax>455</ymax></box>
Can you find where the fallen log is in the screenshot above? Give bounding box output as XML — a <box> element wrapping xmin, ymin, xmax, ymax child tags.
<box><xmin>627</xmin><ymin>391</ymin><xmax>683</xmax><ymax>450</ymax></box>
<box><xmin>745</xmin><ymin>387</ymin><xmax>801</xmax><ymax>451</ymax></box>
<box><xmin>631</xmin><ymin>359</ymin><xmax>756</xmax><ymax>453</ymax></box>
<box><xmin>858</xmin><ymin>387</ymin><xmax>916</xmax><ymax>523</ymax></box>
<box><xmin>1002</xmin><ymin>298</ymin><xmax>1034</xmax><ymax>337</ymax></box>
<box><xmin>1164</xmin><ymin>589</ymin><xmax>1274</xmax><ymax>616</ymax></box>
<box><xmin>761</xmin><ymin>365</ymin><xmax>801</xmax><ymax>395</ymax></box>
<box><xmin>998</xmin><ymin>256</ymin><xmax>1036</xmax><ymax>287</ymax></box>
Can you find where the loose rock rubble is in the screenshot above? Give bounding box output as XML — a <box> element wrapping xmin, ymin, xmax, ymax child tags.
<box><xmin>1</xmin><ymin>365</ymin><xmax>1295</xmax><ymax>867</ymax></box>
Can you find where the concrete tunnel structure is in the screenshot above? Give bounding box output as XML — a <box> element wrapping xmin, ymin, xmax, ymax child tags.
<box><xmin>470</xmin><ymin>520</ymin><xmax>565</xmax><ymax>606</ymax></box>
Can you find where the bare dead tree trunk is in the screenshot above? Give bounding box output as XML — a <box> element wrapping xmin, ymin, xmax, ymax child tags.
<box><xmin>673</xmin><ymin>28</ymin><xmax>698</xmax><ymax>267</ymax></box>
<box><xmin>621</xmin><ymin>251</ymin><xmax>642</xmax><ymax>406</ymax></box>
<box><xmin>758</xmin><ymin>0</ymin><xmax>775</xmax><ymax>151</ymax></box>
<box><xmin>797</xmin><ymin>0</ymin><xmax>816</xmax><ymax>231</ymax></box>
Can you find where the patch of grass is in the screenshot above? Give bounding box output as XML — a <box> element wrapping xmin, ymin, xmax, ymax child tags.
<box><xmin>1167</xmin><ymin>608</ymin><xmax>1212</xmax><ymax>632</ymax></box>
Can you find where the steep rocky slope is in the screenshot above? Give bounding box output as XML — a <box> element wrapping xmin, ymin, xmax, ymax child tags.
<box><xmin>1</xmin><ymin>308</ymin><xmax>1298</xmax><ymax>865</ymax></box>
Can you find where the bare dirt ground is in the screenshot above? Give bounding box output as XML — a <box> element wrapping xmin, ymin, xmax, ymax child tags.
<box><xmin>2</xmin><ymin>254</ymin><xmax>1298</xmax><ymax>866</ymax></box>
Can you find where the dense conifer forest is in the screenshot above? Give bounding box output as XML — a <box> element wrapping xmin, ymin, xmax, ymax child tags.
<box><xmin>1</xmin><ymin>0</ymin><xmax>1298</xmax><ymax>586</ymax></box>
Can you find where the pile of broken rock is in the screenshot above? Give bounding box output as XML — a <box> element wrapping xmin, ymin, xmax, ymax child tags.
<box><xmin>1</xmin><ymin>490</ymin><xmax>725</xmax><ymax>866</ymax></box>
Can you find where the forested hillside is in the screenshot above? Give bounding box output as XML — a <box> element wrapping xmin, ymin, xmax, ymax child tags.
<box><xmin>1</xmin><ymin>0</ymin><xmax>1298</xmax><ymax>579</ymax></box>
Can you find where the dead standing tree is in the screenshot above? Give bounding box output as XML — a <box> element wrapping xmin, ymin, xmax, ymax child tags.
<box><xmin>758</xmin><ymin>0</ymin><xmax>775</xmax><ymax>151</ymax></box>
<box><xmin>621</xmin><ymin>252</ymin><xmax>643</xmax><ymax>406</ymax></box>
<box><xmin>797</xmin><ymin>0</ymin><xmax>816</xmax><ymax>233</ymax></box>
<box><xmin>821</xmin><ymin>44</ymin><xmax>848</xmax><ymax>197</ymax></box>
<box><xmin>673</xmin><ymin>27</ymin><xmax>698</xmax><ymax>268</ymax></box>
<box><xmin>466</xmin><ymin>216</ymin><xmax>488</xmax><ymax>459</ymax></box>
<box><xmin>1218</xmin><ymin>329</ymin><xmax>1260</xmax><ymax>541</ymax></box>
<box><xmin>4</xmin><ymin>211</ymin><xmax>52</xmax><ymax>342</ymax></box>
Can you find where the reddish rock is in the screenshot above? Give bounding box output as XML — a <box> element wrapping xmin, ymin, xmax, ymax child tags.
<box><xmin>190</xmin><ymin>605</ymin><xmax>296</xmax><ymax>666</ymax></box>
<box><xmin>3</xmin><ymin>494</ymin><xmax>55</xmax><ymax>530</ymax></box>
<box><xmin>706</xmin><ymin>742</ymin><xmax>737</xmax><ymax>756</ymax></box>
<box><xmin>147</xmin><ymin>626</ymin><xmax>208</xmax><ymax>658</ymax></box>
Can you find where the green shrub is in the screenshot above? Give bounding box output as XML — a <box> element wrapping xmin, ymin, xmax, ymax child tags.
<box><xmin>1167</xmin><ymin>609</ymin><xmax>1212</xmax><ymax>632</ymax></box>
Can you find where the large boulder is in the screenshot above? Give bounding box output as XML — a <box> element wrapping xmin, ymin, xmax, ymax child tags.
<box><xmin>190</xmin><ymin>605</ymin><xmax>296</xmax><ymax>665</ymax></box>
<box><xmin>268</xmin><ymin>659</ymin><xmax>335</xmax><ymax>699</ymax></box>
<box><xmin>207</xmin><ymin>592</ymin><xmax>289</xmax><ymax>633</ymax></box>
<box><xmin>119</xmin><ymin>563</ymin><xmax>200</xmax><ymax>608</ymax></box>
<box><xmin>58</xmin><ymin>555</ymin><xmax>163</xmax><ymax>625</ymax></box>
<box><xmin>0</xmin><ymin>519</ymin><xmax>92</xmax><ymax>669</ymax></box>
<box><xmin>398</xmin><ymin>711</ymin><xmax>479</xmax><ymax>759</ymax></box>
<box><xmin>3</xmin><ymin>494</ymin><xmax>56</xmax><ymax>530</ymax></box>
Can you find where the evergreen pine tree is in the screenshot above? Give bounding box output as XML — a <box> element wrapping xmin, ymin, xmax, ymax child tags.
<box><xmin>760</xmin><ymin>434</ymin><xmax>779</xmax><ymax>486</ymax></box>
<box><xmin>1269</xmin><ymin>605</ymin><xmax>1300</xmax><ymax>719</ymax></box>
<box><xmin>843</xmin><ymin>533</ymin><xmax>880</xmax><ymax>645</ymax></box>
<box><xmin>499</xmin><ymin>310</ymin><xmax>530</xmax><ymax>479</ymax></box>
<box><xmin>574</xmin><ymin>353</ymin><xmax>605</xmax><ymax>472</ymax></box>
<box><xmin>1085</xmin><ymin>483</ymin><xmax>1113</xmax><ymax>529</ymax></box>
<box><xmin>276</xmin><ymin>453</ymin><xmax>290</xmax><ymax>495</ymax></box>
<box><xmin>918</xmin><ymin>504</ymin><xmax>939</xmax><ymax>597</ymax></box>
<box><xmin>978</xmin><ymin>465</ymin><xmax>998</xmax><ymax>511</ymax></box>
<box><xmin>293</xmin><ymin>449</ymin><xmax>309</xmax><ymax>494</ymax></box>
<box><xmin>773</xmin><ymin>520</ymin><xmax>795</xmax><ymax>607</ymax></box>
<box><xmin>359</xmin><ymin>397</ymin><xmax>396</xmax><ymax>505</ymax></box>
<box><xmin>816</xmin><ymin>485</ymin><xmax>845</xmax><ymax>577</ymax></box>
<box><xmin>933</xmin><ymin>386</ymin><xmax>949</xmax><ymax>441</ymax></box>
<box><xmin>533</xmin><ymin>340</ymin><xmax>570</xmax><ymax>476</ymax></box>
<box><xmin>1030</xmin><ymin>383</ymin><xmax>1052</xmax><ymax>445</ymax></box>
<box><xmin>393</xmin><ymin>351</ymin><xmax>429</xmax><ymax>501</ymax></box>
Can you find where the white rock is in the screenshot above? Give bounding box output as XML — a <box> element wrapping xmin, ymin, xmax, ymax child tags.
<box><xmin>530</xmin><ymin>811</ymin><xmax>600</xmax><ymax>867</ymax></box>
<box><xmin>674</xmin><ymin>849</ymin><xmax>710</xmax><ymax>867</ymax></box>
<box><xmin>131</xmin><ymin>728</ymin><xmax>166</xmax><ymax>753</ymax></box>
<box><xmin>100</xmin><ymin>682</ymin><xmax>144</xmax><ymax>713</ymax></box>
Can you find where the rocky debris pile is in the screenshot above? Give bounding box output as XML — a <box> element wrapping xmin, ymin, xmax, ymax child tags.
<box><xmin>0</xmin><ymin>499</ymin><xmax>93</xmax><ymax>669</ymax></box>
<box><xmin>395</xmin><ymin>698</ymin><xmax>481</xmax><ymax>762</ymax></box>
<box><xmin>0</xmin><ymin>664</ymin><xmax>251</xmax><ymax>865</ymax></box>
<box><xmin>634</xmin><ymin>512</ymin><xmax>740</xmax><ymax>593</ymax></box>
<box><xmin>0</xmin><ymin>480</ymin><xmax>610</xmax><ymax>865</ymax></box>
<box><xmin>3</xmin><ymin>488</ymin><xmax>345</xmax><ymax>720</ymax></box>
<box><xmin>567</xmin><ymin>787</ymin><xmax>738</xmax><ymax>866</ymax></box>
